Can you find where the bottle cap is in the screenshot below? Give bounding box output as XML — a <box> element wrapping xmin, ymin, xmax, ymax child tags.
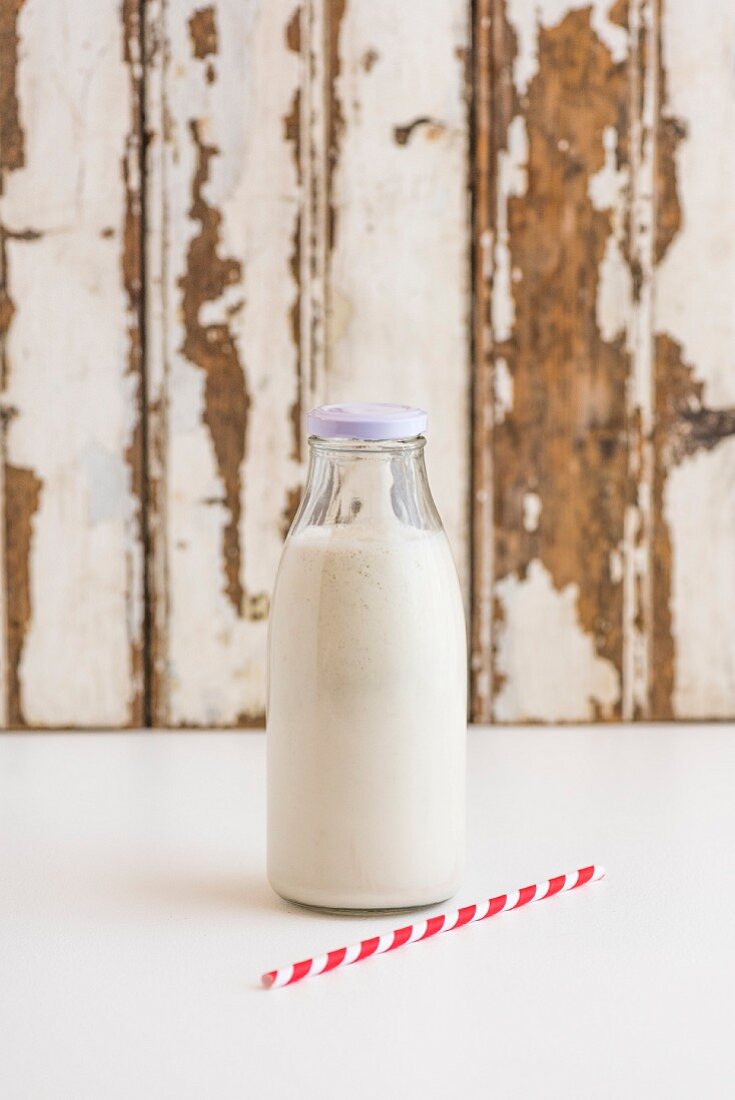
<box><xmin>307</xmin><ymin>403</ymin><xmax>428</xmax><ymax>441</ymax></box>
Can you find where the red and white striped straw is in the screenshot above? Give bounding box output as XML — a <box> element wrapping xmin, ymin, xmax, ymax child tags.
<box><xmin>262</xmin><ymin>864</ymin><xmax>604</xmax><ymax>988</ymax></box>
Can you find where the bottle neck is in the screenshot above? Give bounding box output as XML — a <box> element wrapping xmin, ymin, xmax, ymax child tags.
<box><xmin>291</xmin><ymin>435</ymin><xmax>442</xmax><ymax>536</ymax></box>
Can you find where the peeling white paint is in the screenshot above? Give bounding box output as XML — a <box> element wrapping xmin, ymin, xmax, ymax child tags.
<box><xmin>656</xmin><ymin>0</ymin><xmax>735</xmax><ymax>407</ymax></box>
<box><xmin>666</xmin><ymin>441</ymin><xmax>735</xmax><ymax>718</ymax></box>
<box><xmin>492</xmin><ymin>115</ymin><xmax>527</xmax><ymax>344</ymax></box>
<box><xmin>609</xmin><ymin>546</ymin><xmax>623</xmax><ymax>585</ymax></box>
<box><xmin>589</xmin><ymin>125</ymin><xmax>632</xmax><ymax>343</ymax></box>
<box><xmin>494</xmin><ymin>559</ymin><xmax>620</xmax><ymax>722</ymax></box>
<box><xmin>494</xmin><ymin>356</ymin><xmax>513</xmax><ymax>424</ymax></box>
<box><xmin>655</xmin><ymin>0</ymin><xmax>735</xmax><ymax>716</ymax></box>
<box><xmin>480</xmin><ymin>228</ymin><xmax>493</xmax><ymax>282</ymax></box>
<box><xmin>623</xmin><ymin>500</ymin><xmax>649</xmax><ymax>717</ymax></box>
<box><xmin>522</xmin><ymin>491</ymin><xmax>541</xmax><ymax>533</ymax></box>
<box><xmin>84</xmin><ymin>441</ymin><xmax>128</xmax><ymax>526</ymax></box>
<box><xmin>507</xmin><ymin>0</ymin><xmax>628</xmax><ymax>97</ymax></box>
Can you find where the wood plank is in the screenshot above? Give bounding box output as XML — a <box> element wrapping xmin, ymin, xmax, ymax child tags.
<box><xmin>325</xmin><ymin>0</ymin><xmax>471</xmax><ymax>593</ymax></box>
<box><xmin>471</xmin><ymin>0</ymin><xmax>735</xmax><ymax>722</ymax></box>
<box><xmin>473</xmin><ymin>0</ymin><xmax>634</xmax><ymax>722</ymax></box>
<box><xmin>146</xmin><ymin>1</ymin><xmax>304</xmax><ymax>724</ymax></box>
<box><xmin>149</xmin><ymin>0</ymin><xmax>470</xmax><ymax>725</ymax></box>
<box><xmin>652</xmin><ymin>0</ymin><xmax>735</xmax><ymax>717</ymax></box>
<box><xmin>0</xmin><ymin>0</ymin><xmax>145</xmax><ymax>726</ymax></box>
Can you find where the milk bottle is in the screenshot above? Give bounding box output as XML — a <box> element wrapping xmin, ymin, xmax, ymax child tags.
<box><xmin>267</xmin><ymin>404</ymin><xmax>467</xmax><ymax>910</ymax></box>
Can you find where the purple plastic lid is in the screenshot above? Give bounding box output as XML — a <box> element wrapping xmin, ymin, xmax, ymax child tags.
<box><xmin>307</xmin><ymin>403</ymin><xmax>428</xmax><ymax>441</ymax></box>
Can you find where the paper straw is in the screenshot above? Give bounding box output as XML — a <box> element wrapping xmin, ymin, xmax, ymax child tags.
<box><xmin>262</xmin><ymin>864</ymin><xmax>604</xmax><ymax>988</ymax></box>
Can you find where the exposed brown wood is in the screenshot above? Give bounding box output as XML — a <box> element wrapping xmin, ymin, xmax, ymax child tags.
<box><xmin>0</xmin><ymin>0</ymin><xmax>25</xmax><ymax>179</ymax></box>
<box><xmin>188</xmin><ymin>6</ymin><xmax>218</xmax><ymax>59</ymax></box>
<box><xmin>653</xmin><ymin>5</ymin><xmax>684</xmax><ymax>267</ymax></box>
<box><xmin>179</xmin><ymin>117</ymin><xmax>250</xmax><ymax>617</ymax></box>
<box><xmin>4</xmin><ymin>463</ymin><xmax>41</xmax><ymax>726</ymax></box>
<box><xmin>393</xmin><ymin>118</ymin><xmax>445</xmax><ymax>146</ymax></box>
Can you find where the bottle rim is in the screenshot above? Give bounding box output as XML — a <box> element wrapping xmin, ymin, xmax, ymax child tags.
<box><xmin>308</xmin><ymin>435</ymin><xmax>426</xmax><ymax>455</ymax></box>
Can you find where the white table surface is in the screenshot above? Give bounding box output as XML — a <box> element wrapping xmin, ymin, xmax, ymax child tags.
<box><xmin>1</xmin><ymin>725</ymin><xmax>734</xmax><ymax>1099</ymax></box>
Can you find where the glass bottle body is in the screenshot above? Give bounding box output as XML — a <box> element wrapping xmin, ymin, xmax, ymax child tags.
<box><xmin>267</xmin><ymin>436</ymin><xmax>467</xmax><ymax>910</ymax></box>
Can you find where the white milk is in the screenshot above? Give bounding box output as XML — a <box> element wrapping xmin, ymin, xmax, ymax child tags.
<box><xmin>267</xmin><ymin>523</ymin><xmax>467</xmax><ymax>909</ymax></box>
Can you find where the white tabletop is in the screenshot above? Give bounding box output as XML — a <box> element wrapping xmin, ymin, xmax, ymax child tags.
<box><xmin>1</xmin><ymin>725</ymin><xmax>734</xmax><ymax>1098</ymax></box>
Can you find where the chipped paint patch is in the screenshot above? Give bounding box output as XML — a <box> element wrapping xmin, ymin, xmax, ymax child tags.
<box><xmin>4</xmin><ymin>463</ymin><xmax>41</xmax><ymax>726</ymax></box>
<box><xmin>188</xmin><ymin>6</ymin><xmax>218</xmax><ymax>59</ymax></box>
<box><xmin>0</xmin><ymin>0</ymin><xmax>26</xmax><ymax>178</ymax></box>
<box><xmin>393</xmin><ymin>117</ymin><xmax>446</xmax><ymax>146</ymax></box>
<box><xmin>493</xmin><ymin>356</ymin><xmax>513</xmax><ymax>424</ymax></box>
<box><xmin>609</xmin><ymin>545</ymin><xmax>624</xmax><ymax>585</ymax></box>
<box><xmin>507</xmin><ymin>0</ymin><xmax>628</xmax><ymax>96</ymax></box>
<box><xmin>361</xmin><ymin>47</ymin><xmax>379</xmax><ymax>72</ymax></box>
<box><xmin>494</xmin><ymin>559</ymin><xmax>620</xmax><ymax>722</ymax></box>
<box><xmin>522</xmin><ymin>491</ymin><xmax>541</xmax><ymax>533</ymax></box>
<box><xmin>179</xmin><ymin>117</ymin><xmax>250</xmax><ymax>616</ymax></box>
<box><xmin>492</xmin><ymin>115</ymin><xmax>527</xmax><ymax>343</ymax></box>
<box><xmin>589</xmin><ymin>125</ymin><xmax>632</xmax><ymax>343</ymax></box>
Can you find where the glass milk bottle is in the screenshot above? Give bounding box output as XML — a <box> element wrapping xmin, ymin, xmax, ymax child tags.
<box><xmin>267</xmin><ymin>404</ymin><xmax>467</xmax><ymax>910</ymax></box>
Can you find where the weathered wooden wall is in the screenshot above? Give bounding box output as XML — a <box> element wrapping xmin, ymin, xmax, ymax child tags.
<box><xmin>1</xmin><ymin>0</ymin><xmax>733</xmax><ymax>727</ymax></box>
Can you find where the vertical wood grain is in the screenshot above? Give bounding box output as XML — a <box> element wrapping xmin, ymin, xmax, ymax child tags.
<box><xmin>146</xmin><ymin>0</ymin><xmax>301</xmax><ymax>725</ymax></box>
<box><xmin>0</xmin><ymin>0</ymin><xmax>145</xmax><ymax>726</ymax></box>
